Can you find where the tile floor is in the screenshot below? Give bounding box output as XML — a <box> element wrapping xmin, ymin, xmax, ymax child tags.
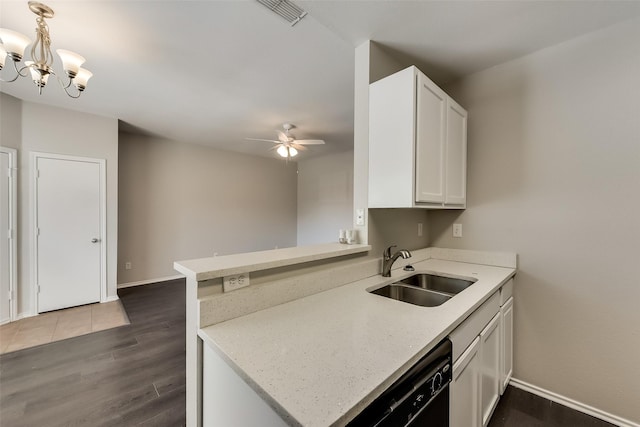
<box><xmin>0</xmin><ymin>300</ymin><xmax>129</xmax><ymax>354</ymax></box>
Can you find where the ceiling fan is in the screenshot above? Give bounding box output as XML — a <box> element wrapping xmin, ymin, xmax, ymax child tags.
<box><xmin>246</xmin><ymin>123</ymin><xmax>325</xmax><ymax>158</ymax></box>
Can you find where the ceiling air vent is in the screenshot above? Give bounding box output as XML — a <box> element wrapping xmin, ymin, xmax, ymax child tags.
<box><xmin>256</xmin><ymin>0</ymin><xmax>308</xmax><ymax>26</ymax></box>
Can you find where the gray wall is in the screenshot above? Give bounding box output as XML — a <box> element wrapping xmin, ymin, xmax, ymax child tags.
<box><xmin>296</xmin><ymin>150</ymin><xmax>353</xmax><ymax>246</ymax></box>
<box><xmin>118</xmin><ymin>132</ymin><xmax>298</xmax><ymax>284</ymax></box>
<box><xmin>0</xmin><ymin>95</ymin><xmax>119</xmax><ymax>316</ymax></box>
<box><xmin>429</xmin><ymin>18</ymin><xmax>640</xmax><ymax>423</ymax></box>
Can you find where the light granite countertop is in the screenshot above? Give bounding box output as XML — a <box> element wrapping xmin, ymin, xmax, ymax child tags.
<box><xmin>198</xmin><ymin>258</ymin><xmax>516</xmax><ymax>426</ymax></box>
<box><xmin>175</xmin><ymin>243</ymin><xmax>371</xmax><ymax>281</ymax></box>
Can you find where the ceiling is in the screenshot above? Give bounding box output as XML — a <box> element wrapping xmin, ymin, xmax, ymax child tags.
<box><xmin>2</xmin><ymin>1</ymin><xmax>639</xmax><ymax>160</ymax></box>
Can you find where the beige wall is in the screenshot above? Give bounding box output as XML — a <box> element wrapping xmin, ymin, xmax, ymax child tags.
<box><xmin>118</xmin><ymin>132</ymin><xmax>298</xmax><ymax>284</ymax></box>
<box><xmin>1</xmin><ymin>93</ymin><xmax>21</xmax><ymax>150</ymax></box>
<box><xmin>429</xmin><ymin>18</ymin><xmax>640</xmax><ymax>423</ymax></box>
<box><xmin>0</xmin><ymin>96</ymin><xmax>120</xmax><ymax>316</ymax></box>
<box><xmin>297</xmin><ymin>150</ymin><xmax>354</xmax><ymax>246</ymax></box>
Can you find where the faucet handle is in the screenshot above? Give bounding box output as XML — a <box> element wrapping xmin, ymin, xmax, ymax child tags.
<box><xmin>384</xmin><ymin>245</ymin><xmax>397</xmax><ymax>259</ymax></box>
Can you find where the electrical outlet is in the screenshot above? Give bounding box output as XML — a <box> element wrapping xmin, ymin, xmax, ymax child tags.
<box><xmin>125</xmin><ymin>262</ymin><xmax>132</xmax><ymax>270</ymax></box>
<box><xmin>453</xmin><ymin>223</ymin><xmax>463</xmax><ymax>238</ymax></box>
<box><xmin>417</xmin><ymin>223</ymin><xmax>423</xmax><ymax>237</ymax></box>
<box><xmin>223</xmin><ymin>273</ymin><xmax>251</xmax><ymax>292</ymax></box>
<box><xmin>356</xmin><ymin>208</ymin><xmax>365</xmax><ymax>226</ymax></box>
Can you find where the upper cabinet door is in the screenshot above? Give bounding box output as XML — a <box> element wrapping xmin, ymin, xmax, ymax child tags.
<box><xmin>445</xmin><ymin>98</ymin><xmax>468</xmax><ymax>205</ymax></box>
<box><xmin>415</xmin><ymin>73</ymin><xmax>447</xmax><ymax>203</ymax></box>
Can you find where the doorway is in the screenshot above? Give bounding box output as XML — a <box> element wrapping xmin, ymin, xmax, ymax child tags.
<box><xmin>1</xmin><ymin>147</ymin><xmax>17</xmax><ymax>324</ymax></box>
<box><xmin>32</xmin><ymin>153</ymin><xmax>106</xmax><ymax>313</ymax></box>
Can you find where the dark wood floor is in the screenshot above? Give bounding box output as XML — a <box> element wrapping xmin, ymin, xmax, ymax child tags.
<box><xmin>489</xmin><ymin>385</ymin><xmax>615</xmax><ymax>427</ymax></box>
<box><xmin>0</xmin><ymin>279</ymin><xmax>186</xmax><ymax>427</ymax></box>
<box><xmin>1</xmin><ymin>279</ymin><xmax>616</xmax><ymax>427</ymax></box>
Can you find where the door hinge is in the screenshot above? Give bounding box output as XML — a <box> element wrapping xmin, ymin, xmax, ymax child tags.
<box><xmin>36</xmin><ymin>169</ymin><xmax>40</xmax><ymax>179</ymax></box>
<box><xmin>37</xmin><ymin>285</ymin><xmax>41</xmax><ymax>294</ymax></box>
<box><xmin>36</xmin><ymin>227</ymin><xmax>41</xmax><ymax>236</ymax></box>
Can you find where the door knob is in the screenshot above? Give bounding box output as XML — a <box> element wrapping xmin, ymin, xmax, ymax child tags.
<box><xmin>91</xmin><ymin>238</ymin><xmax>101</xmax><ymax>243</ymax></box>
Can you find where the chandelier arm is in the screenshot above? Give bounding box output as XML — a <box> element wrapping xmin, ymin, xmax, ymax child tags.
<box><xmin>0</xmin><ymin>62</ymin><xmax>31</xmax><ymax>83</ymax></box>
<box><xmin>49</xmin><ymin>70</ymin><xmax>81</xmax><ymax>98</ymax></box>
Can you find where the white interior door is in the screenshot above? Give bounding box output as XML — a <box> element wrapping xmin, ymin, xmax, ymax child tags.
<box><xmin>34</xmin><ymin>154</ymin><xmax>104</xmax><ymax>313</ymax></box>
<box><xmin>1</xmin><ymin>148</ymin><xmax>17</xmax><ymax>323</ymax></box>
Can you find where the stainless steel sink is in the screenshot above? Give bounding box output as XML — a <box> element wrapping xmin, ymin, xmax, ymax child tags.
<box><xmin>396</xmin><ymin>273</ymin><xmax>476</xmax><ymax>296</ymax></box>
<box><xmin>370</xmin><ymin>284</ymin><xmax>451</xmax><ymax>307</ymax></box>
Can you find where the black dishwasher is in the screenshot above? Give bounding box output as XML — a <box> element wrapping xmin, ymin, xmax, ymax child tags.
<box><xmin>347</xmin><ymin>338</ymin><xmax>452</xmax><ymax>427</ymax></box>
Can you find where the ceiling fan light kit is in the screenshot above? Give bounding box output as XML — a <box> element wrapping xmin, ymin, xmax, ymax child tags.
<box><xmin>246</xmin><ymin>123</ymin><xmax>325</xmax><ymax>160</ymax></box>
<box><xmin>0</xmin><ymin>1</ymin><xmax>93</xmax><ymax>98</ymax></box>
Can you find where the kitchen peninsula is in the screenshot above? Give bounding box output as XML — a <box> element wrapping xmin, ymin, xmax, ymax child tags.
<box><xmin>174</xmin><ymin>244</ymin><xmax>517</xmax><ymax>426</ymax></box>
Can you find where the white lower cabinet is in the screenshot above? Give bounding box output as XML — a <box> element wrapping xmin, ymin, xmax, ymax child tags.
<box><xmin>451</xmin><ymin>337</ymin><xmax>481</xmax><ymax>427</ymax></box>
<box><xmin>450</xmin><ymin>281</ymin><xmax>514</xmax><ymax>427</ymax></box>
<box><xmin>479</xmin><ymin>313</ymin><xmax>501</xmax><ymax>427</ymax></box>
<box><xmin>500</xmin><ymin>296</ymin><xmax>514</xmax><ymax>394</ymax></box>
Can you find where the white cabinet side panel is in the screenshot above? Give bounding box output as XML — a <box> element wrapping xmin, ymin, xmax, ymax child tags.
<box><xmin>202</xmin><ymin>345</ymin><xmax>289</xmax><ymax>427</ymax></box>
<box><xmin>368</xmin><ymin>67</ymin><xmax>416</xmax><ymax>208</ymax></box>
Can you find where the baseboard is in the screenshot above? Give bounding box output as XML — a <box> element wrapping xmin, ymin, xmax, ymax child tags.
<box><xmin>509</xmin><ymin>378</ymin><xmax>639</xmax><ymax>427</ymax></box>
<box><xmin>103</xmin><ymin>295</ymin><xmax>120</xmax><ymax>303</ymax></box>
<box><xmin>16</xmin><ymin>311</ymin><xmax>37</xmax><ymax>321</ymax></box>
<box><xmin>117</xmin><ymin>275</ymin><xmax>184</xmax><ymax>289</ymax></box>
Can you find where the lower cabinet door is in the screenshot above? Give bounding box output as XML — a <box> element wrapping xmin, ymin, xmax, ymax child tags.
<box><xmin>480</xmin><ymin>313</ymin><xmax>501</xmax><ymax>427</ymax></box>
<box><xmin>500</xmin><ymin>297</ymin><xmax>514</xmax><ymax>394</ymax></box>
<box><xmin>450</xmin><ymin>337</ymin><xmax>481</xmax><ymax>427</ymax></box>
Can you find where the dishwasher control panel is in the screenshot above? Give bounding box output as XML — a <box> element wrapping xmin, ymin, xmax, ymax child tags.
<box><xmin>347</xmin><ymin>339</ymin><xmax>452</xmax><ymax>427</ymax></box>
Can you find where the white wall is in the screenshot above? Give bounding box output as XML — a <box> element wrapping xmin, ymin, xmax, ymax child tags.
<box><xmin>118</xmin><ymin>132</ymin><xmax>298</xmax><ymax>284</ymax></box>
<box><xmin>429</xmin><ymin>18</ymin><xmax>640</xmax><ymax>423</ymax></box>
<box><xmin>0</xmin><ymin>96</ymin><xmax>120</xmax><ymax>316</ymax></box>
<box><xmin>296</xmin><ymin>150</ymin><xmax>353</xmax><ymax>246</ymax></box>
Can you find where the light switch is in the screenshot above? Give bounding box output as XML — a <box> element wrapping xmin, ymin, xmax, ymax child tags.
<box><xmin>453</xmin><ymin>223</ymin><xmax>463</xmax><ymax>238</ymax></box>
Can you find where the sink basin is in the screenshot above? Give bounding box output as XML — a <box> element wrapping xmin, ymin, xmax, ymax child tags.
<box><xmin>397</xmin><ymin>273</ymin><xmax>476</xmax><ymax>296</ymax></box>
<box><xmin>370</xmin><ymin>284</ymin><xmax>451</xmax><ymax>307</ymax></box>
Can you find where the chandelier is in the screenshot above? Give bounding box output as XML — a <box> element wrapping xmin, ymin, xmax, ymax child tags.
<box><xmin>0</xmin><ymin>1</ymin><xmax>92</xmax><ymax>98</ymax></box>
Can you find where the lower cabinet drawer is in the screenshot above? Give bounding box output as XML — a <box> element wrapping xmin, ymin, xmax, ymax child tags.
<box><xmin>449</xmin><ymin>291</ymin><xmax>500</xmax><ymax>362</ymax></box>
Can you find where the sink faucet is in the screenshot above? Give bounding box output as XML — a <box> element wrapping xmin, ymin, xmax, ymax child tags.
<box><xmin>382</xmin><ymin>245</ymin><xmax>412</xmax><ymax>277</ymax></box>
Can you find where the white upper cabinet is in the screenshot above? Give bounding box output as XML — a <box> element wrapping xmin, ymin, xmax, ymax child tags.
<box><xmin>445</xmin><ymin>98</ymin><xmax>468</xmax><ymax>205</ymax></box>
<box><xmin>369</xmin><ymin>66</ymin><xmax>467</xmax><ymax>209</ymax></box>
<box><xmin>415</xmin><ymin>72</ymin><xmax>447</xmax><ymax>203</ymax></box>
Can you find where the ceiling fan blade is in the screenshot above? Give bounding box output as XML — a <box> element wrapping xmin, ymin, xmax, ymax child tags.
<box><xmin>291</xmin><ymin>143</ymin><xmax>308</xmax><ymax>151</ymax></box>
<box><xmin>295</xmin><ymin>139</ymin><xmax>325</xmax><ymax>145</ymax></box>
<box><xmin>245</xmin><ymin>137</ymin><xmax>281</xmax><ymax>143</ymax></box>
<box><xmin>277</xmin><ymin>130</ymin><xmax>290</xmax><ymax>143</ymax></box>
